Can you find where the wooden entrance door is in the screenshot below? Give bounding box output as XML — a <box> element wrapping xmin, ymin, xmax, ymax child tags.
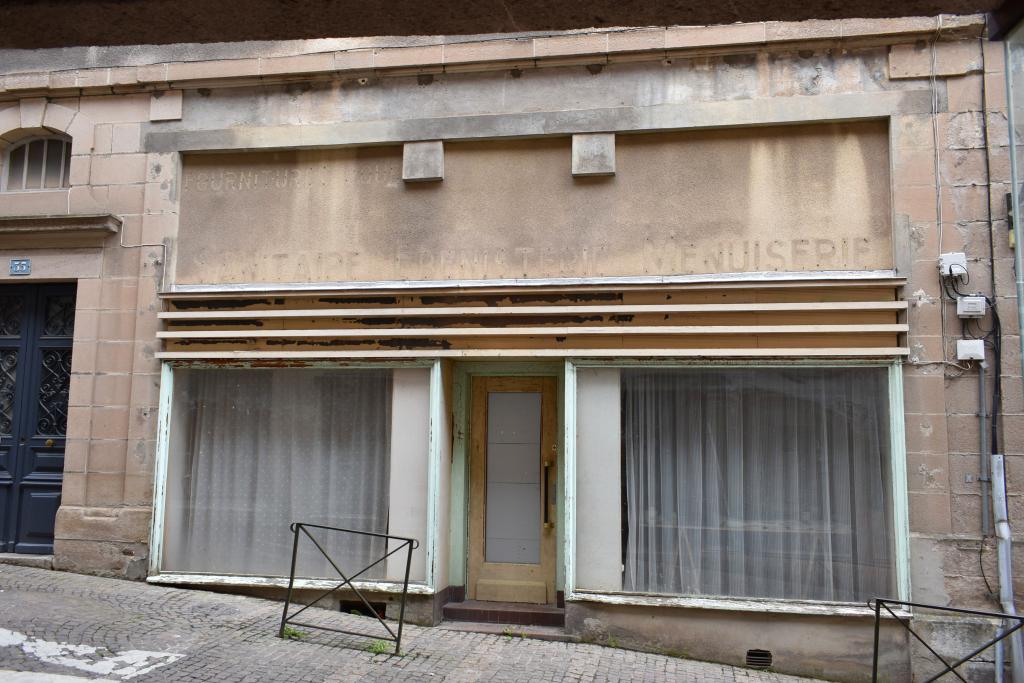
<box><xmin>0</xmin><ymin>284</ymin><xmax>75</xmax><ymax>554</ymax></box>
<box><xmin>468</xmin><ymin>376</ymin><xmax>557</xmax><ymax>604</ymax></box>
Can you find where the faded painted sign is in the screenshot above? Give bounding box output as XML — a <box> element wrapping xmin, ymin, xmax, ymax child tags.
<box><xmin>176</xmin><ymin>122</ymin><xmax>892</xmax><ymax>284</ymax></box>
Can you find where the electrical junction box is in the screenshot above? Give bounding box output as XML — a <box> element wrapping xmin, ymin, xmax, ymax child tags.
<box><xmin>957</xmin><ymin>339</ymin><xmax>986</xmax><ymax>360</ymax></box>
<box><xmin>957</xmin><ymin>296</ymin><xmax>987</xmax><ymax>318</ymax></box>
<box><xmin>939</xmin><ymin>252</ymin><xmax>968</xmax><ymax>276</ymax></box>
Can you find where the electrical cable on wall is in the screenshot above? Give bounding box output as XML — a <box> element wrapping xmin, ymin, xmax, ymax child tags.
<box><xmin>939</xmin><ymin>250</ymin><xmax>1003</xmax><ymax>603</ymax></box>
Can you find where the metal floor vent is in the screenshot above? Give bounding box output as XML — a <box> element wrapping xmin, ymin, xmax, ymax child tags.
<box><xmin>746</xmin><ymin>649</ymin><xmax>773</xmax><ymax>669</ymax></box>
<box><xmin>338</xmin><ymin>600</ymin><xmax>386</xmax><ymax>618</ymax></box>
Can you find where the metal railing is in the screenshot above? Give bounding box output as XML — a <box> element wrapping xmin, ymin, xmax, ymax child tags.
<box><xmin>278</xmin><ymin>522</ymin><xmax>420</xmax><ymax>655</ymax></box>
<box><xmin>870</xmin><ymin>598</ymin><xmax>1024</xmax><ymax>682</ymax></box>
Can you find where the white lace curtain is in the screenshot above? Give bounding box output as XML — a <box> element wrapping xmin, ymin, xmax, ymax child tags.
<box><xmin>622</xmin><ymin>367</ymin><xmax>895</xmax><ymax>602</ymax></box>
<box><xmin>163</xmin><ymin>369</ymin><xmax>391</xmax><ymax>579</ymax></box>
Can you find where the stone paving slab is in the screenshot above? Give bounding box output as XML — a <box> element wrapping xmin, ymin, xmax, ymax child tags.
<box><xmin>0</xmin><ymin>564</ymin><xmax>822</xmax><ymax>682</ymax></box>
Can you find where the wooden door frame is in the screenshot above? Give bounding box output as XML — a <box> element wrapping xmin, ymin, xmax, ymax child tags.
<box><xmin>467</xmin><ymin>374</ymin><xmax>558</xmax><ymax>603</ymax></box>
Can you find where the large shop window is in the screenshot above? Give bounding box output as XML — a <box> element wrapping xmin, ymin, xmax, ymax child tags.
<box><xmin>162</xmin><ymin>367</ymin><xmax>430</xmax><ymax>580</ymax></box>
<box><xmin>577</xmin><ymin>366</ymin><xmax>897</xmax><ymax>603</ymax></box>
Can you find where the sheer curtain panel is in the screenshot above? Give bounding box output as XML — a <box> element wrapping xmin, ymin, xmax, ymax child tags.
<box><xmin>163</xmin><ymin>368</ymin><xmax>392</xmax><ymax>579</ymax></box>
<box><xmin>621</xmin><ymin>367</ymin><xmax>895</xmax><ymax>602</ymax></box>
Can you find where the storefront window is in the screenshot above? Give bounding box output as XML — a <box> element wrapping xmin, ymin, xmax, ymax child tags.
<box><xmin>161</xmin><ymin>367</ymin><xmax>430</xmax><ymax>581</ymax></box>
<box><xmin>576</xmin><ymin>365</ymin><xmax>897</xmax><ymax>603</ymax></box>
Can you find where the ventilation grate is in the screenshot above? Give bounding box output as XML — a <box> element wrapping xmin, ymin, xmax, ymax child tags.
<box><xmin>746</xmin><ymin>649</ymin><xmax>773</xmax><ymax>669</ymax></box>
<box><xmin>339</xmin><ymin>600</ymin><xmax>386</xmax><ymax>619</ymax></box>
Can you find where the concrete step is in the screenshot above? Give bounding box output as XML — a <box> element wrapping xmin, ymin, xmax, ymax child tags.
<box><xmin>442</xmin><ymin>599</ymin><xmax>565</xmax><ymax>627</ymax></box>
<box><xmin>438</xmin><ymin>620</ymin><xmax>580</xmax><ymax>643</ymax></box>
<box><xmin>0</xmin><ymin>553</ymin><xmax>53</xmax><ymax>570</ymax></box>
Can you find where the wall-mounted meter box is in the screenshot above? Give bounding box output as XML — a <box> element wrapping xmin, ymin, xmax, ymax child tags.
<box><xmin>957</xmin><ymin>339</ymin><xmax>986</xmax><ymax>360</ymax></box>
<box><xmin>939</xmin><ymin>252</ymin><xmax>967</xmax><ymax>276</ymax></box>
<box><xmin>956</xmin><ymin>296</ymin><xmax>987</xmax><ymax>318</ymax></box>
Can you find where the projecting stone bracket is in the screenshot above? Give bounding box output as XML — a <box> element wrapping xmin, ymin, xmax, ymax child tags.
<box><xmin>403</xmin><ymin>140</ymin><xmax>444</xmax><ymax>182</ymax></box>
<box><xmin>571</xmin><ymin>133</ymin><xmax>615</xmax><ymax>177</ymax></box>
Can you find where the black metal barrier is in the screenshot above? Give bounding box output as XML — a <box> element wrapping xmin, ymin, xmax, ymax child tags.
<box><xmin>278</xmin><ymin>522</ymin><xmax>420</xmax><ymax>655</ymax></box>
<box><xmin>870</xmin><ymin>598</ymin><xmax>1024</xmax><ymax>682</ymax></box>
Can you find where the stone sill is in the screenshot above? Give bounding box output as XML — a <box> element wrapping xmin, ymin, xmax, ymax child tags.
<box><xmin>0</xmin><ymin>553</ymin><xmax>54</xmax><ymax>570</ymax></box>
<box><xmin>0</xmin><ymin>212</ymin><xmax>120</xmax><ymax>248</ymax></box>
<box><xmin>147</xmin><ymin>571</ymin><xmax>435</xmax><ymax>595</ymax></box>
<box><xmin>0</xmin><ymin>15</ymin><xmax>985</xmax><ymax>98</ymax></box>
<box><xmin>569</xmin><ymin>590</ymin><xmax>913</xmax><ymax>618</ymax></box>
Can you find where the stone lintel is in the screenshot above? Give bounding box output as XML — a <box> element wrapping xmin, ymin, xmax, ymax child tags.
<box><xmin>145</xmin><ymin>89</ymin><xmax>933</xmax><ymax>154</ymax></box>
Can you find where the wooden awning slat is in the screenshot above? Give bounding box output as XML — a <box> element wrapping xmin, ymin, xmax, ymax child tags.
<box><xmin>158</xmin><ymin>324</ymin><xmax>909</xmax><ymax>339</ymax></box>
<box><xmin>158</xmin><ymin>301</ymin><xmax>907</xmax><ymax>320</ymax></box>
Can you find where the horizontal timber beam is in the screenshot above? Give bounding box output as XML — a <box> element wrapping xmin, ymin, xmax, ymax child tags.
<box><xmin>158</xmin><ymin>324</ymin><xmax>908</xmax><ymax>339</ymax></box>
<box><xmin>158</xmin><ymin>301</ymin><xmax>909</xmax><ymax>320</ymax></box>
<box><xmin>161</xmin><ymin>270</ymin><xmax>904</xmax><ymax>295</ymax></box>
<box><xmin>156</xmin><ymin>347</ymin><xmax>909</xmax><ymax>360</ymax></box>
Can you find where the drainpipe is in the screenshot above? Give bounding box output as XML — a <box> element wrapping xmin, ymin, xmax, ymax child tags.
<box><xmin>1004</xmin><ymin>37</ymin><xmax>1024</xmax><ymax>683</ymax></box>
<box><xmin>983</xmin><ymin>364</ymin><xmax>1005</xmax><ymax>683</ymax></box>
<box><xmin>999</xmin><ymin>634</ymin><xmax>1006</xmax><ymax>683</ymax></box>
<box><xmin>992</xmin><ymin>453</ymin><xmax>1024</xmax><ymax>683</ymax></box>
<box><xmin>981</xmin><ymin>362</ymin><xmax>991</xmax><ymax>536</ymax></box>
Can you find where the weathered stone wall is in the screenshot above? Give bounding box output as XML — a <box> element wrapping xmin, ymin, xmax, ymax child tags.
<box><xmin>0</xmin><ymin>95</ymin><xmax>169</xmax><ymax>577</ymax></box>
<box><xmin>174</xmin><ymin>124</ymin><xmax>892</xmax><ymax>285</ymax></box>
<box><xmin>566</xmin><ymin>602</ymin><xmax>911</xmax><ymax>681</ymax></box>
<box><xmin>0</xmin><ymin>15</ymin><xmax>1020</xmax><ymax>680</ymax></box>
<box><xmin>897</xmin><ymin>39</ymin><xmax>1022</xmax><ymax>612</ymax></box>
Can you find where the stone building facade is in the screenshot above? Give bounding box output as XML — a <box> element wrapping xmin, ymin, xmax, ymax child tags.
<box><xmin>0</xmin><ymin>14</ymin><xmax>1022</xmax><ymax>681</ymax></box>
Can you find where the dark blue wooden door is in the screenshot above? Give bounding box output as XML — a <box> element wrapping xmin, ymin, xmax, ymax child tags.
<box><xmin>0</xmin><ymin>284</ymin><xmax>75</xmax><ymax>554</ymax></box>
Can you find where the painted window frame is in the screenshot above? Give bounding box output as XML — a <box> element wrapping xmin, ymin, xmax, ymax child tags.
<box><xmin>1</xmin><ymin>135</ymin><xmax>72</xmax><ymax>192</ymax></box>
<box><xmin>562</xmin><ymin>358</ymin><xmax>910</xmax><ymax>616</ymax></box>
<box><xmin>147</xmin><ymin>359</ymin><xmax>445</xmax><ymax>595</ymax></box>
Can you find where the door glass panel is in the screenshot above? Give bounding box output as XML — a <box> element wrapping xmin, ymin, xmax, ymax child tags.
<box><xmin>485</xmin><ymin>392</ymin><xmax>542</xmax><ymax>564</ymax></box>
<box><xmin>41</xmin><ymin>294</ymin><xmax>76</xmax><ymax>337</ymax></box>
<box><xmin>36</xmin><ymin>349</ymin><xmax>71</xmax><ymax>436</ymax></box>
<box><xmin>1</xmin><ymin>350</ymin><xmax>16</xmax><ymax>436</ymax></box>
<box><xmin>0</xmin><ymin>296</ymin><xmax>23</xmax><ymax>336</ymax></box>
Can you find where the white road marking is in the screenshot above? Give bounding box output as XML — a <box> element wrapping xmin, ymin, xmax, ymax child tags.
<box><xmin>0</xmin><ymin>628</ymin><xmax>184</xmax><ymax>680</ymax></box>
<box><xmin>0</xmin><ymin>671</ymin><xmax>116</xmax><ymax>682</ymax></box>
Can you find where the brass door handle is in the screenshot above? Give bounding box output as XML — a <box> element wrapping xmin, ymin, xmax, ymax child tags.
<box><xmin>542</xmin><ymin>460</ymin><xmax>553</xmax><ymax>529</ymax></box>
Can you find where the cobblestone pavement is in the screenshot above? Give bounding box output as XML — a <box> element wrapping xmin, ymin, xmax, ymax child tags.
<box><xmin>0</xmin><ymin>564</ymin><xmax>820</xmax><ymax>682</ymax></box>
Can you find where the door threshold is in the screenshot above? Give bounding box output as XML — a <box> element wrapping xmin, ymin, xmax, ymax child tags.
<box><xmin>442</xmin><ymin>599</ymin><xmax>564</xmax><ymax>626</ymax></box>
<box><xmin>438</xmin><ymin>620</ymin><xmax>579</xmax><ymax>643</ymax></box>
<box><xmin>0</xmin><ymin>553</ymin><xmax>53</xmax><ymax>570</ymax></box>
